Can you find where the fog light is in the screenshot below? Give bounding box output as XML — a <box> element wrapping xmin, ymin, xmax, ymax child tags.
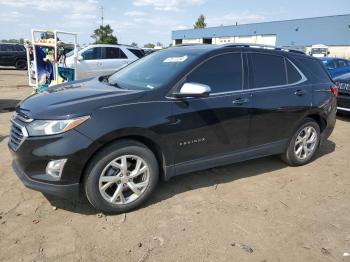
<box><xmin>46</xmin><ymin>159</ymin><xmax>67</xmax><ymax>179</ymax></box>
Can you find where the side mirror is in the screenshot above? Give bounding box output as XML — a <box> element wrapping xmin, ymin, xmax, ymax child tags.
<box><xmin>173</xmin><ymin>82</ymin><xmax>211</xmax><ymax>98</ymax></box>
<box><xmin>77</xmin><ymin>55</ymin><xmax>83</xmax><ymax>61</ymax></box>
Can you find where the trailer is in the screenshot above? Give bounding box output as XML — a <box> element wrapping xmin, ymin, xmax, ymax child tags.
<box><xmin>26</xmin><ymin>29</ymin><xmax>78</xmax><ymax>92</ymax></box>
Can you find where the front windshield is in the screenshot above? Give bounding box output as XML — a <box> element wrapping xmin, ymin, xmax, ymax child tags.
<box><xmin>107</xmin><ymin>49</ymin><xmax>200</xmax><ymax>90</ymax></box>
<box><xmin>66</xmin><ymin>47</ymin><xmax>82</xmax><ymax>57</ymax></box>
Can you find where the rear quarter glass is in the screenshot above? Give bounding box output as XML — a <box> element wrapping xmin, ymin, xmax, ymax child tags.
<box><xmin>294</xmin><ymin>56</ymin><xmax>332</xmax><ymax>83</ymax></box>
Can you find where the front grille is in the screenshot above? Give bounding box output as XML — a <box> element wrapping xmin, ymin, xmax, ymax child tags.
<box><xmin>9</xmin><ymin>114</ymin><xmax>28</xmax><ymax>151</ymax></box>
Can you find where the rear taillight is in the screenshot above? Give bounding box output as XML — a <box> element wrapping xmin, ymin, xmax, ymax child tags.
<box><xmin>331</xmin><ymin>84</ymin><xmax>339</xmax><ymax>97</ymax></box>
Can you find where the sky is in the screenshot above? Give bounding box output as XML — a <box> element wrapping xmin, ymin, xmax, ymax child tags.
<box><xmin>0</xmin><ymin>0</ymin><xmax>350</xmax><ymax>46</ymax></box>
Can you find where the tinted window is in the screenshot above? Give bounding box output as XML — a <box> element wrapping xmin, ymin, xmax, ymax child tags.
<box><xmin>104</xmin><ymin>47</ymin><xmax>127</xmax><ymax>59</ymax></box>
<box><xmin>297</xmin><ymin>57</ymin><xmax>330</xmax><ymax>83</ymax></box>
<box><xmin>286</xmin><ymin>60</ymin><xmax>302</xmax><ymax>84</ymax></box>
<box><xmin>82</xmin><ymin>47</ymin><xmax>102</xmax><ymax>60</ymax></box>
<box><xmin>14</xmin><ymin>45</ymin><xmax>24</xmax><ymax>52</ymax></box>
<box><xmin>127</xmin><ymin>48</ymin><xmax>145</xmax><ymax>58</ymax></box>
<box><xmin>186</xmin><ymin>53</ymin><xmax>243</xmax><ymax>93</ymax></box>
<box><xmin>336</xmin><ymin>60</ymin><xmax>349</xmax><ymax>68</ymax></box>
<box><xmin>249</xmin><ymin>53</ymin><xmax>287</xmax><ymax>88</ymax></box>
<box><xmin>0</xmin><ymin>44</ymin><xmax>15</xmax><ymax>51</ymax></box>
<box><xmin>322</xmin><ymin>60</ymin><xmax>335</xmax><ymax>69</ymax></box>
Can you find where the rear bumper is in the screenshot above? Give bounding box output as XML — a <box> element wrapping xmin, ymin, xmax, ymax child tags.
<box><xmin>12</xmin><ymin>160</ymin><xmax>80</xmax><ymax>199</ymax></box>
<box><xmin>337</xmin><ymin>94</ymin><xmax>350</xmax><ymax>112</ymax></box>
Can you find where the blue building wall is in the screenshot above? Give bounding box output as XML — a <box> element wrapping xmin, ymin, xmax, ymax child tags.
<box><xmin>172</xmin><ymin>14</ymin><xmax>350</xmax><ymax>47</ymax></box>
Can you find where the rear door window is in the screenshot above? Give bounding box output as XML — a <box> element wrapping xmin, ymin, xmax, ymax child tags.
<box><xmin>249</xmin><ymin>53</ymin><xmax>287</xmax><ymax>88</ymax></box>
<box><xmin>0</xmin><ymin>44</ymin><xmax>15</xmax><ymax>52</ymax></box>
<box><xmin>186</xmin><ymin>53</ymin><xmax>243</xmax><ymax>93</ymax></box>
<box><xmin>14</xmin><ymin>45</ymin><xmax>24</xmax><ymax>52</ymax></box>
<box><xmin>104</xmin><ymin>47</ymin><xmax>127</xmax><ymax>59</ymax></box>
<box><xmin>82</xmin><ymin>47</ymin><xmax>102</xmax><ymax>60</ymax></box>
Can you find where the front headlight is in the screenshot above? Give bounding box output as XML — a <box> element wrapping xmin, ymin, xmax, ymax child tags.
<box><xmin>26</xmin><ymin>116</ymin><xmax>90</xmax><ymax>136</ymax></box>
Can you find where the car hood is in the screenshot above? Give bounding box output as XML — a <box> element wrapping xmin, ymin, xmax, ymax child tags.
<box><xmin>17</xmin><ymin>77</ymin><xmax>147</xmax><ymax>119</ymax></box>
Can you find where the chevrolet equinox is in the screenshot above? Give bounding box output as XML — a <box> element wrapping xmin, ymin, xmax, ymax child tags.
<box><xmin>9</xmin><ymin>44</ymin><xmax>337</xmax><ymax>213</ymax></box>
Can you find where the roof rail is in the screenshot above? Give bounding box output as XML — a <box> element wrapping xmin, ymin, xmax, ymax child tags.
<box><xmin>173</xmin><ymin>43</ymin><xmax>210</xmax><ymax>47</ymax></box>
<box><xmin>222</xmin><ymin>43</ymin><xmax>305</xmax><ymax>55</ymax></box>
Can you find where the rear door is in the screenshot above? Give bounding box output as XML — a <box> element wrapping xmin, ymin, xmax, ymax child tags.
<box><xmin>171</xmin><ymin>52</ymin><xmax>252</xmax><ymax>166</ymax></box>
<box><xmin>248</xmin><ymin>52</ymin><xmax>311</xmax><ymax>147</ymax></box>
<box><xmin>101</xmin><ymin>47</ymin><xmax>129</xmax><ymax>75</ymax></box>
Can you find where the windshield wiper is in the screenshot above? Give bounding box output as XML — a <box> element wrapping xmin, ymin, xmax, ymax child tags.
<box><xmin>102</xmin><ymin>76</ymin><xmax>125</xmax><ymax>89</ymax></box>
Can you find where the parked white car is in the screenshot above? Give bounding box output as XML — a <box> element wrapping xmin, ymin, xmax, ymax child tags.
<box><xmin>65</xmin><ymin>44</ymin><xmax>145</xmax><ymax>80</ymax></box>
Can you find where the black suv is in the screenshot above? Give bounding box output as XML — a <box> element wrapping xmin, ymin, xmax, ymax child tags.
<box><xmin>9</xmin><ymin>44</ymin><xmax>337</xmax><ymax>213</ymax></box>
<box><xmin>0</xmin><ymin>43</ymin><xmax>27</xmax><ymax>69</ymax></box>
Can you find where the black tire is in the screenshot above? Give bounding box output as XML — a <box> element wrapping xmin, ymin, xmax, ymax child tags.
<box><xmin>84</xmin><ymin>140</ymin><xmax>159</xmax><ymax>214</ymax></box>
<box><xmin>15</xmin><ymin>59</ymin><xmax>27</xmax><ymax>70</ymax></box>
<box><xmin>281</xmin><ymin>118</ymin><xmax>321</xmax><ymax>166</ymax></box>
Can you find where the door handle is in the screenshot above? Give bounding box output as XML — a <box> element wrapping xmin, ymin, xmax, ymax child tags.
<box><xmin>232</xmin><ymin>98</ymin><xmax>249</xmax><ymax>105</ymax></box>
<box><xmin>294</xmin><ymin>90</ymin><xmax>306</xmax><ymax>96</ymax></box>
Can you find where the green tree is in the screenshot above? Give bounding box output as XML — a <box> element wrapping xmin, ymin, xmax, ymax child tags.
<box><xmin>91</xmin><ymin>24</ymin><xmax>118</xmax><ymax>44</ymax></box>
<box><xmin>1</xmin><ymin>39</ymin><xmax>20</xmax><ymax>43</ymax></box>
<box><xmin>194</xmin><ymin>14</ymin><xmax>206</xmax><ymax>29</ymax></box>
<box><xmin>144</xmin><ymin>43</ymin><xmax>155</xmax><ymax>48</ymax></box>
<box><xmin>131</xmin><ymin>42</ymin><xmax>138</xmax><ymax>47</ymax></box>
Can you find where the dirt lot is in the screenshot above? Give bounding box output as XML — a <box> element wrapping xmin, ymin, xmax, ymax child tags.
<box><xmin>0</xmin><ymin>68</ymin><xmax>350</xmax><ymax>262</ymax></box>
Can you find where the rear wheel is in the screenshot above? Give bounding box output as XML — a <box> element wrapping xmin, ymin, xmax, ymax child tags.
<box><xmin>281</xmin><ymin>118</ymin><xmax>320</xmax><ymax>166</ymax></box>
<box><xmin>84</xmin><ymin>140</ymin><xmax>159</xmax><ymax>214</ymax></box>
<box><xmin>15</xmin><ymin>59</ymin><xmax>27</xmax><ymax>70</ymax></box>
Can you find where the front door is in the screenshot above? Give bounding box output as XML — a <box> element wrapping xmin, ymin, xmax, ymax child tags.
<box><xmin>170</xmin><ymin>52</ymin><xmax>252</xmax><ymax>165</ymax></box>
<box><xmin>78</xmin><ymin>47</ymin><xmax>103</xmax><ymax>79</ymax></box>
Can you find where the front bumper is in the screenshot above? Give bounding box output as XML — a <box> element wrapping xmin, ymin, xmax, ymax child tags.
<box><xmin>9</xmin><ymin>122</ymin><xmax>100</xmax><ymax>199</ymax></box>
<box><xmin>12</xmin><ymin>160</ymin><xmax>80</xmax><ymax>199</ymax></box>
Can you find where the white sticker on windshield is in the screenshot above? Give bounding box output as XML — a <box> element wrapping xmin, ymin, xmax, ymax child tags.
<box><xmin>163</xmin><ymin>55</ymin><xmax>188</xmax><ymax>63</ymax></box>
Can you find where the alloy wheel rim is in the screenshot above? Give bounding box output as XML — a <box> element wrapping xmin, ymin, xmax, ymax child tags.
<box><xmin>294</xmin><ymin>126</ymin><xmax>318</xmax><ymax>160</ymax></box>
<box><xmin>99</xmin><ymin>155</ymin><xmax>150</xmax><ymax>205</ymax></box>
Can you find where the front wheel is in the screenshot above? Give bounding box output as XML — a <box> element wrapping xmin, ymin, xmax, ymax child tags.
<box><xmin>281</xmin><ymin>118</ymin><xmax>321</xmax><ymax>166</ymax></box>
<box><xmin>84</xmin><ymin>140</ymin><xmax>159</xmax><ymax>214</ymax></box>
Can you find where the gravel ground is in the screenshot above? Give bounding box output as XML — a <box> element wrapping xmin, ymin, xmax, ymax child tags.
<box><xmin>0</xmin><ymin>69</ymin><xmax>350</xmax><ymax>262</ymax></box>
